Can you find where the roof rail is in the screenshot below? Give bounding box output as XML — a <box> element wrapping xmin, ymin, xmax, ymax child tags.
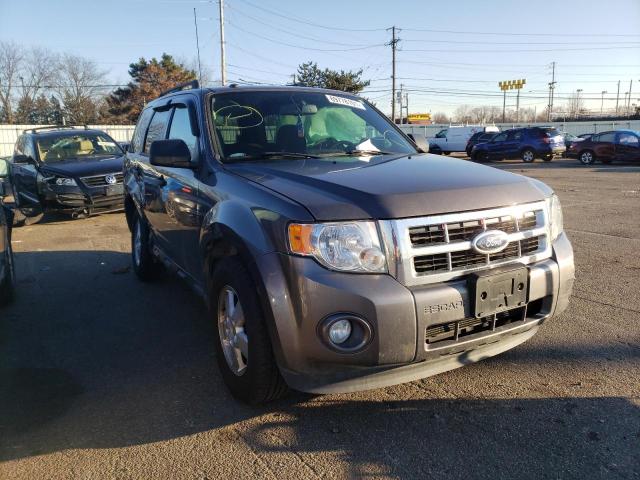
<box><xmin>24</xmin><ymin>125</ymin><xmax>89</xmax><ymax>134</ymax></box>
<box><xmin>158</xmin><ymin>80</ymin><xmax>200</xmax><ymax>98</ymax></box>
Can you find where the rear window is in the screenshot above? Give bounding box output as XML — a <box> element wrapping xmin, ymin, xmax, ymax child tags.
<box><xmin>536</xmin><ymin>128</ymin><xmax>561</xmax><ymax>137</ymax></box>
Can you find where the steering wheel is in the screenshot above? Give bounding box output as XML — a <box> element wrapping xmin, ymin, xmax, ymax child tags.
<box><xmin>315</xmin><ymin>138</ymin><xmax>356</xmax><ymax>152</ymax></box>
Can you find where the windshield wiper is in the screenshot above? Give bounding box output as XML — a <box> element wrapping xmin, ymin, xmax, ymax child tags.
<box><xmin>226</xmin><ymin>151</ymin><xmax>320</xmax><ymax>162</ymax></box>
<box><xmin>261</xmin><ymin>151</ymin><xmax>320</xmax><ymax>159</ymax></box>
<box><xmin>343</xmin><ymin>149</ymin><xmax>396</xmax><ymax>156</ymax></box>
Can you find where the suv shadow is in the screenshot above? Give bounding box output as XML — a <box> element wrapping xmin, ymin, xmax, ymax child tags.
<box><xmin>1</xmin><ymin>250</ymin><xmax>638</xmax><ymax>479</ymax></box>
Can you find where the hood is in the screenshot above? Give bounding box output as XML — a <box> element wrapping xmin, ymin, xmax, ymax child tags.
<box><xmin>226</xmin><ymin>153</ymin><xmax>549</xmax><ymax>221</ymax></box>
<box><xmin>40</xmin><ymin>156</ymin><xmax>124</xmax><ymax>178</ymax></box>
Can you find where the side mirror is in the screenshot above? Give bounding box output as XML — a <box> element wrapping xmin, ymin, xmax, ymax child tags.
<box><xmin>13</xmin><ymin>154</ymin><xmax>36</xmax><ymax>165</ymax></box>
<box><xmin>0</xmin><ymin>159</ymin><xmax>8</xmax><ymax>179</ymax></box>
<box><xmin>407</xmin><ymin>133</ymin><xmax>429</xmax><ymax>153</ymax></box>
<box><xmin>150</xmin><ymin>139</ymin><xmax>192</xmax><ymax>168</ymax></box>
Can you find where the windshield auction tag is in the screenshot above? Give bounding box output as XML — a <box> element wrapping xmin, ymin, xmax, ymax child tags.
<box><xmin>325</xmin><ymin>94</ymin><xmax>365</xmax><ymax>110</ymax></box>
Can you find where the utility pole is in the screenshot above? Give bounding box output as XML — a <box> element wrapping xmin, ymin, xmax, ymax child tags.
<box><xmin>502</xmin><ymin>88</ymin><xmax>507</xmax><ymax>123</ymax></box>
<box><xmin>404</xmin><ymin>91</ymin><xmax>409</xmax><ymax>123</ymax></box>
<box><xmin>193</xmin><ymin>8</ymin><xmax>203</xmax><ymax>84</ymax></box>
<box><xmin>575</xmin><ymin>89</ymin><xmax>583</xmax><ymax>119</ymax></box>
<box><xmin>499</xmin><ymin>79</ymin><xmax>525</xmax><ymax>124</ymax></box>
<box><xmin>547</xmin><ymin>61</ymin><xmax>556</xmax><ymax>122</ymax></box>
<box><xmin>601</xmin><ymin>90</ymin><xmax>607</xmax><ymax>115</ymax></box>
<box><xmin>615</xmin><ymin>80</ymin><xmax>620</xmax><ymax>114</ymax></box>
<box><xmin>388</xmin><ymin>26</ymin><xmax>399</xmax><ymax>123</ymax></box>
<box><xmin>628</xmin><ymin>79</ymin><xmax>633</xmax><ymax>113</ymax></box>
<box><xmin>398</xmin><ymin>84</ymin><xmax>404</xmax><ymax>124</ymax></box>
<box><xmin>219</xmin><ymin>0</ymin><xmax>226</xmax><ymax>86</ymax></box>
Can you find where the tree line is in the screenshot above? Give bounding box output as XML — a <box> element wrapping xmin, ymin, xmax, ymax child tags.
<box><xmin>0</xmin><ymin>42</ymin><xmax>199</xmax><ymax>125</ymax></box>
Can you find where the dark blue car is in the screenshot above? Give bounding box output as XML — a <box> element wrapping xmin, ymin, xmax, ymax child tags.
<box><xmin>471</xmin><ymin>127</ymin><xmax>566</xmax><ymax>163</ymax></box>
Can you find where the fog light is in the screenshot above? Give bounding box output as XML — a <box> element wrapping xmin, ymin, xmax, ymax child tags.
<box><xmin>328</xmin><ymin>319</ymin><xmax>352</xmax><ymax>344</ymax></box>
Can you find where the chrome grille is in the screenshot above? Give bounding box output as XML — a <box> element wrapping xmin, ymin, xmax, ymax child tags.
<box><xmin>379</xmin><ymin>201</ymin><xmax>552</xmax><ymax>286</ymax></box>
<box><xmin>81</xmin><ymin>172</ymin><xmax>124</xmax><ymax>187</ymax></box>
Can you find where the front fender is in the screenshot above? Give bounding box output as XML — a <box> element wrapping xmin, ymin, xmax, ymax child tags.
<box><xmin>200</xmin><ymin>200</ymin><xmax>281</xmax><ymax>261</ymax></box>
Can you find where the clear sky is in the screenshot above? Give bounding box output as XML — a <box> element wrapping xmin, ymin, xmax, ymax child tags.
<box><xmin>1</xmin><ymin>0</ymin><xmax>639</xmax><ymax>116</ymax></box>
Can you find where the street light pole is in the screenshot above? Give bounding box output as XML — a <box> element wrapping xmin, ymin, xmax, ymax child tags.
<box><xmin>575</xmin><ymin>89</ymin><xmax>583</xmax><ymax>119</ymax></box>
<box><xmin>600</xmin><ymin>91</ymin><xmax>607</xmax><ymax>115</ymax></box>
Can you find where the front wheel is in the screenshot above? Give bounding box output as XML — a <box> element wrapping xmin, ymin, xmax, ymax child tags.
<box><xmin>131</xmin><ymin>215</ymin><xmax>163</xmax><ymax>281</ymax></box>
<box><xmin>579</xmin><ymin>150</ymin><xmax>596</xmax><ymax>165</ymax></box>
<box><xmin>0</xmin><ymin>243</ymin><xmax>15</xmax><ymax>305</ymax></box>
<box><xmin>209</xmin><ymin>257</ymin><xmax>287</xmax><ymax>404</ymax></box>
<box><xmin>543</xmin><ymin>154</ymin><xmax>553</xmax><ymax>162</ymax></box>
<box><xmin>521</xmin><ymin>149</ymin><xmax>536</xmax><ymax>163</ymax></box>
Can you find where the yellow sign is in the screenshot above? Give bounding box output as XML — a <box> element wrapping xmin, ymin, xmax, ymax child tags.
<box><xmin>408</xmin><ymin>113</ymin><xmax>431</xmax><ymax>122</ymax></box>
<box><xmin>499</xmin><ymin>79</ymin><xmax>526</xmax><ymax>91</ymax></box>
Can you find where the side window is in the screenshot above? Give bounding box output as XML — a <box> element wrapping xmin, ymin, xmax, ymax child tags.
<box><xmin>509</xmin><ymin>130</ymin><xmax>523</xmax><ymax>141</ymax></box>
<box><xmin>131</xmin><ymin>108</ymin><xmax>154</xmax><ymax>153</ymax></box>
<box><xmin>14</xmin><ymin>135</ymin><xmax>25</xmax><ymax>157</ymax></box>
<box><xmin>144</xmin><ymin>108</ymin><xmax>173</xmax><ymax>154</ymax></box>
<box><xmin>617</xmin><ymin>133</ymin><xmax>639</xmax><ymax>146</ymax></box>
<box><xmin>167</xmin><ymin>105</ymin><xmax>199</xmax><ymax>162</ymax></box>
<box><xmin>493</xmin><ymin>133</ymin><xmax>508</xmax><ymax>142</ymax></box>
<box><xmin>597</xmin><ymin>132</ymin><xmax>616</xmax><ymax>143</ymax></box>
<box><xmin>23</xmin><ymin>138</ymin><xmax>36</xmax><ymax>160</ymax></box>
<box><xmin>435</xmin><ymin>129</ymin><xmax>448</xmax><ymax>138</ymax></box>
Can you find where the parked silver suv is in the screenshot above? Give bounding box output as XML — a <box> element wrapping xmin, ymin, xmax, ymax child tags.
<box><xmin>124</xmin><ymin>83</ymin><xmax>575</xmax><ymax>403</ymax></box>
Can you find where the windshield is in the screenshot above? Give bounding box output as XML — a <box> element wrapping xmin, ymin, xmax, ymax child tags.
<box><xmin>36</xmin><ymin>133</ymin><xmax>123</xmax><ymax>163</ymax></box>
<box><xmin>210</xmin><ymin>91</ymin><xmax>416</xmax><ymax>161</ymax></box>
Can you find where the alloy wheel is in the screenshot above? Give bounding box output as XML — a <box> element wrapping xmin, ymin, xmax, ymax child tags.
<box><xmin>580</xmin><ymin>151</ymin><xmax>594</xmax><ymax>165</ymax></box>
<box><xmin>133</xmin><ymin>220</ymin><xmax>142</xmax><ymax>266</ymax></box>
<box><xmin>217</xmin><ymin>285</ymin><xmax>249</xmax><ymax>376</ymax></box>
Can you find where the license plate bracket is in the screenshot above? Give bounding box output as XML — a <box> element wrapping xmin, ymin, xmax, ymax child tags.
<box><xmin>105</xmin><ymin>184</ymin><xmax>124</xmax><ymax>196</ymax></box>
<box><xmin>468</xmin><ymin>265</ymin><xmax>528</xmax><ymax>318</ymax></box>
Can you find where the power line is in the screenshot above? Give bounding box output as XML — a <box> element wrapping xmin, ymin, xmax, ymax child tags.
<box><xmin>402</xmin><ymin>38</ymin><xmax>640</xmax><ymax>46</ymax></box>
<box><xmin>237</xmin><ymin>0</ymin><xmax>387</xmax><ymax>32</ymax></box>
<box><xmin>226</xmin><ymin>21</ymin><xmax>386</xmax><ymax>52</ymax></box>
<box><xmin>402</xmin><ymin>45</ymin><xmax>640</xmax><ymax>53</ymax></box>
<box><xmin>401</xmin><ymin>27</ymin><xmax>640</xmax><ymax>37</ymax></box>
<box><xmin>225</xmin><ymin>3</ymin><xmax>374</xmax><ymax>48</ymax></box>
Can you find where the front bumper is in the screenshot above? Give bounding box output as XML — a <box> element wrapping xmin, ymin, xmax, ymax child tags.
<box><xmin>41</xmin><ymin>183</ymin><xmax>124</xmax><ymax>213</ymax></box>
<box><xmin>258</xmin><ymin>233</ymin><xmax>574</xmax><ymax>394</ymax></box>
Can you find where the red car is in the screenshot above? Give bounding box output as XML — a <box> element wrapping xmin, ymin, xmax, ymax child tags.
<box><xmin>567</xmin><ymin>130</ymin><xmax>640</xmax><ymax>165</ymax></box>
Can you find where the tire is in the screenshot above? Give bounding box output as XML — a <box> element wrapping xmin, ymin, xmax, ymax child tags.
<box><xmin>131</xmin><ymin>215</ymin><xmax>163</xmax><ymax>281</ymax></box>
<box><xmin>0</xmin><ymin>241</ymin><xmax>15</xmax><ymax>306</ymax></box>
<box><xmin>521</xmin><ymin>149</ymin><xmax>536</xmax><ymax>163</ymax></box>
<box><xmin>543</xmin><ymin>155</ymin><xmax>553</xmax><ymax>162</ymax></box>
<box><xmin>578</xmin><ymin>150</ymin><xmax>596</xmax><ymax>166</ymax></box>
<box><xmin>473</xmin><ymin>151</ymin><xmax>489</xmax><ymax>163</ymax></box>
<box><xmin>209</xmin><ymin>256</ymin><xmax>288</xmax><ymax>404</ymax></box>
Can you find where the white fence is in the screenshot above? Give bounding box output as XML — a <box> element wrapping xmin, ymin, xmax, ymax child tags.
<box><xmin>3</xmin><ymin>120</ymin><xmax>639</xmax><ymax>157</ymax></box>
<box><xmin>0</xmin><ymin>124</ymin><xmax>135</xmax><ymax>157</ymax></box>
<box><xmin>398</xmin><ymin>120</ymin><xmax>640</xmax><ymax>138</ymax></box>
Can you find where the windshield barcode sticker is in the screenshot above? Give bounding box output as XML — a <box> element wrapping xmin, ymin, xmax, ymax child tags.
<box><xmin>325</xmin><ymin>94</ymin><xmax>365</xmax><ymax>110</ymax></box>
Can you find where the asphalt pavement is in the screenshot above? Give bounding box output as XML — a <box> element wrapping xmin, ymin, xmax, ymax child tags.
<box><xmin>1</xmin><ymin>158</ymin><xmax>639</xmax><ymax>479</ymax></box>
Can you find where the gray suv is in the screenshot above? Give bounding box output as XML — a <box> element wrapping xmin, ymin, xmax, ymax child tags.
<box><xmin>123</xmin><ymin>82</ymin><xmax>575</xmax><ymax>403</ymax></box>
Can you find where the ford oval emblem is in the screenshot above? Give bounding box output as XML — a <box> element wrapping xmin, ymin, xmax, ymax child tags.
<box><xmin>472</xmin><ymin>230</ymin><xmax>510</xmax><ymax>254</ymax></box>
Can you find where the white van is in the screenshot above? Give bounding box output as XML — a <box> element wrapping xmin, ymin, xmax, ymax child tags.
<box><xmin>429</xmin><ymin>125</ymin><xmax>500</xmax><ymax>154</ymax></box>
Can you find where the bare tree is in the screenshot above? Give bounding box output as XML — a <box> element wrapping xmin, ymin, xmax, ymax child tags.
<box><xmin>56</xmin><ymin>53</ymin><xmax>108</xmax><ymax>124</ymax></box>
<box><xmin>431</xmin><ymin>112</ymin><xmax>450</xmax><ymax>124</ymax></box>
<box><xmin>19</xmin><ymin>48</ymin><xmax>59</xmax><ymax>103</ymax></box>
<box><xmin>15</xmin><ymin>47</ymin><xmax>60</xmax><ymax>123</ymax></box>
<box><xmin>0</xmin><ymin>41</ymin><xmax>25</xmax><ymax>123</ymax></box>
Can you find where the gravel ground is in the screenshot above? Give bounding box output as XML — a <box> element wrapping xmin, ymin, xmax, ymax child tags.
<box><xmin>1</xmin><ymin>158</ymin><xmax>639</xmax><ymax>479</ymax></box>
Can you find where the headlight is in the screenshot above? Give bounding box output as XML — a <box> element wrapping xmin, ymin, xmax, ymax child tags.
<box><xmin>54</xmin><ymin>177</ymin><xmax>77</xmax><ymax>186</ymax></box>
<box><xmin>288</xmin><ymin>221</ymin><xmax>387</xmax><ymax>273</ymax></box>
<box><xmin>546</xmin><ymin>194</ymin><xmax>564</xmax><ymax>241</ymax></box>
